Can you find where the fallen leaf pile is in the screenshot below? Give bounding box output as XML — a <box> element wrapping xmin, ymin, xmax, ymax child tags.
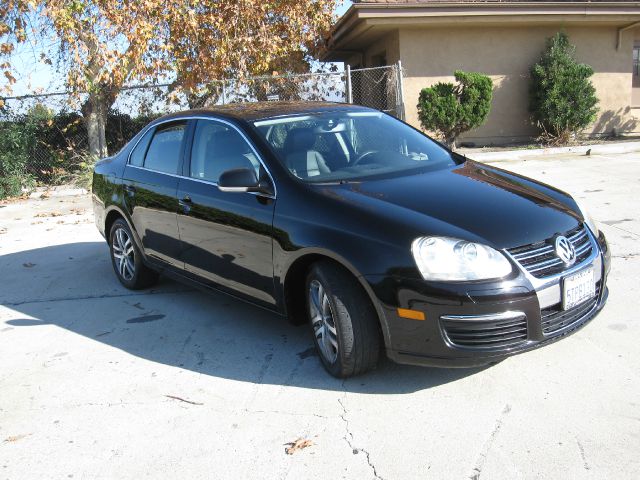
<box><xmin>285</xmin><ymin>438</ymin><xmax>314</xmax><ymax>455</ymax></box>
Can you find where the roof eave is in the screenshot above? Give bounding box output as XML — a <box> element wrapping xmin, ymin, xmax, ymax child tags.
<box><xmin>322</xmin><ymin>1</ymin><xmax>640</xmax><ymax>60</ymax></box>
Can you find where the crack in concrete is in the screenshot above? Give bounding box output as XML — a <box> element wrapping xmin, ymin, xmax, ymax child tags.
<box><xmin>575</xmin><ymin>437</ymin><xmax>590</xmax><ymax>470</ymax></box>
<box><xmin>338</xmin><ymin>392</ymin><xmax>384</xmax><ymax>480</ymax></box>
<box><xmin>612</xmin><ymin>253</ymin><xmax>639</xmax><ymax>259</ymax></box>
<box><xmin>1</xmin><ymin>288</ymin><xmax>194</xmax><ymax>307</ymax></box>
<box><xmin>606</xmin><ymin>223</ymin><xmax>640</xmax><ymax>238</ymax></box>
<box><xmin>242</xmin><ymin>408</ymin><xmax>328</xmax><ymax>419</ymax></box>
<box><xmin>468</xmin><ymin>403</ymin><xmax>511</xmax><ymax>480</ymax></box>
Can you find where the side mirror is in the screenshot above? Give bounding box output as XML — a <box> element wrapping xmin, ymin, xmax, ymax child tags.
<box><xmin>218</xmin><ymin>168</ymin><xmax>273</xmax><ymax>196</ymax></box>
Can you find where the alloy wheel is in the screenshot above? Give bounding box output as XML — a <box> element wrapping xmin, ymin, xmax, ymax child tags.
<box><xmin>112</xmin><ymin>227</ymin><xmax>136</xmax><ymax>281</ymax></box>
<box><xmin>309</xmin><ymin>279</ymin><xmax>339</xmax><ymax>363</ymax></box>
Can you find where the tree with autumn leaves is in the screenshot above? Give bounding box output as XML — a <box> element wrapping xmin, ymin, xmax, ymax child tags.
<box><xmin>1</xmin><ymin>0</ymin><xmax>338</xmax><ymax>156</ymax></box>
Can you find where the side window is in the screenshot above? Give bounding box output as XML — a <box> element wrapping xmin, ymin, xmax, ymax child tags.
<box><xmin>143</xmin><ymin>122</ymin><xmax>187</xmax><ymax>174</ymax></box>
<box><xmin>190</xmin><ymin>120</ymin><xmax>260</xmax><ymax>183</ymax></box>
<box><xmin>129</xmin><ymin>128</ymin><xmax>154</xmax><ymax>166</ymax></box>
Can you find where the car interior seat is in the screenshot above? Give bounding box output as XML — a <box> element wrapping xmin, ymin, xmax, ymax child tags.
<box><xmin>283</xmin><ymin>128</ymin><xmax>331</xmax><ymax>179</ymax></box>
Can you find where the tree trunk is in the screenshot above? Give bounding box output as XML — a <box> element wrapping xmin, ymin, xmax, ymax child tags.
<box><xmin>82</xmin><ymin>87</ymin><xmax>116</xmax><ymax>158</ymax></box>
<box><xmin>444</xmin><ymin>135</ymin><xmax>457</xmax><ymax>151</ymax></box>
<box><xmin>185</xmin><ymin>85</ymin><xmax>222</xmax><ymax>109</ymax></box>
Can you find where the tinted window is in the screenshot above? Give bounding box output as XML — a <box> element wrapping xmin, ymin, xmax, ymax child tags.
<box><xmin>253</xmin><ymin>112</ymin><xmax>455</xmax><ymax>182</ymax></box>
<box><xmin>190</xmin><ymin>120</ymin><xmax>260</xmax><ymax>183</ymax></box>
<box><xmin>129</xmin><ymin>128</ymin><xmax>154</xmax><ymax>167</ymax></box>
<box><xmin>144</xmin><ymin>123</ymin><xmax>186</xmax><ymax>174</ymax></box>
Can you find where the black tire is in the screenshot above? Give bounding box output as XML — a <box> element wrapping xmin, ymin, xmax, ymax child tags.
<box><xmin>306</xmin><ymin>260</ymin><xmax>381</xmax><ymax>378</ymax></box>
<box><xmin>109</xmin><ymin>218</ymin><xmax>159</xmax><ymax>290</ymax></box>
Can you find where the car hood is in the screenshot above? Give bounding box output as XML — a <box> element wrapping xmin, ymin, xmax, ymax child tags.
<box><xmin>321</xmin><ymin>160</ymin><xmax>582</xmax><ymax>249</ymax></box>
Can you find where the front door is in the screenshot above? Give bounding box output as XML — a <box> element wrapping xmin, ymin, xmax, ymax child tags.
<box><xmin>122</xmin><ymin>121</ymin><xmax>187</xmax><ymax>267</ymax></box>
<box><xmin>176</xmin><ymin>119</ymin><xmax>277</xmax><ymax>307</ymax></box>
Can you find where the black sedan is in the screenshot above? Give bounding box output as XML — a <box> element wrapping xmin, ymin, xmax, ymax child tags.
<box><xmin>92</xmin><ymin>102</ymin><xmax>610</xmax><ymax>378</ymax></box>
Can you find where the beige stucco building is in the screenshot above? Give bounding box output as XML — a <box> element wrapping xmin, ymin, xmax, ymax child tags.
<box><xmin>324</xmin><ymin>0</ymin><xmax>640</xmax><ymax>145</ymax></box>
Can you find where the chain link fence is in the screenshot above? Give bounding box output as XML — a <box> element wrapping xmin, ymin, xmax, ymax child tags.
<box><xmin>0</xmin><ymin>63</ymin><xmax>404</xmax><ymax>198</ymax></box>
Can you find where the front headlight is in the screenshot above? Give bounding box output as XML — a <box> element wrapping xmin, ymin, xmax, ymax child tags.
<box><xmin>575</xmin><ymin>200</ymin><xmax>599</xmax><ymax>236</ymax></box>
<box><xmin>411</xmin><ymin>236</ymin><xmax>513</xmax><ymax>281</ymax></box>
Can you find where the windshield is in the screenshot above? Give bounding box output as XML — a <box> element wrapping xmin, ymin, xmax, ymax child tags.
<box><xmin>252</xmin><ymin>111</ymin><xmax>457</xmax><ymax>183</ymax></box>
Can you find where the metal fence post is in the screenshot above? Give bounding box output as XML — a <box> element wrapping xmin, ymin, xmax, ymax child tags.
<box><xmin>396</xmin><ymin>60</ymin><xmax>406</xmax><ymax>121</ymax></box>
<box><xmin>345</xmin><ymin>64</ymin><xmax>353</xmax><ymax>104</ymax></box>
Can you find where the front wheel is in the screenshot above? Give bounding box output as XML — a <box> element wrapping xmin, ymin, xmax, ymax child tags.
<box><xmin>109</xmin><ymin>218</ymin><xmax>159</xmax><ymax>290</ymax></box>
<box><xmin>306</xmin><ymin>261</ymin><xmax>381</xmax><ymax>378</ymax></box>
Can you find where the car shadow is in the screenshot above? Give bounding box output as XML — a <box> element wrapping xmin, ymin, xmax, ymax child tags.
<box><xmin>1</xmin><ymin>242</ymin><xmax>490</xmax><ymax>393</ymax></box>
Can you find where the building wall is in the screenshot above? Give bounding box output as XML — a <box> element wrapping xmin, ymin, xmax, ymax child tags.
<box><xmin>395</xmin><ymin>25</ymin><xmax>640</xmax><ymax>145</ymax></box>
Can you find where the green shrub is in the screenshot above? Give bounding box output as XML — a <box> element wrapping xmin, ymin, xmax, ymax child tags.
<box><xmin>71</xmin><ymin>151</ymin><xmax>99</xmax><ymax>190</ymax></box>
<box><xmin>0</xmin><ymin>119</ymin><xmax>37</xmax><ymax>199</ymax></box>
<box><xmin>417</xmin><ymin>70</ymin><xmax>493</xmax><ymax>148</ymax></box>
<box><xmin>529</xmin><ymin>32</ymin><xmax>599</xmax><ymax>144</ymax></box>
<box><xmin>0</xmin><ymin>106</ymin><xmax>158</xmax><ymax>196</ymax></box>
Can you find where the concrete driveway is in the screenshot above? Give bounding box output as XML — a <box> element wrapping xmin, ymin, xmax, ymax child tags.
<box><xmin>1</xmin><ymin>151</ymin><xmax>638</xmax><ymax>479</ymax></box>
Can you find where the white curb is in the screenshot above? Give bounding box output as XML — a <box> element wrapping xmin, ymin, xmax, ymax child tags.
<box><xmin>27</xmin><ymin>186</ymin><xmax>88</xmax><ymax>199</ymax></box>
<box><xmin>464</xmin><ymin>140</ymin><xmax>640</xmax><ymax>162</ymax></box>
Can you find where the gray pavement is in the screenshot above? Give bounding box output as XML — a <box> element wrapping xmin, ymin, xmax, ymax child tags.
<box><xmin>0</xmin><ymin>151</ymin><xmax>638</xmax><ymax>479</ymax></box>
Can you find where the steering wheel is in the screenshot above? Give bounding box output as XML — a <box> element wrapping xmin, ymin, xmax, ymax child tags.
<box><xmin>351</xmin><ymin>150</ymin><xmax>378</xmax><ymax>166</ymax></box>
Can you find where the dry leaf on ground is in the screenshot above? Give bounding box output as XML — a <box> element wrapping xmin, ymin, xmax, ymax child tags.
<box><xmin>34</xmin><ymin>211</ymin><xmax>64</xmax><ymax>218</ymax></box>
<box><xmin>3</xmin><ymin>434</ymin><xmax>30</xmax><ymax>443</ymax></box>
<box><xmin>284</xmin><ymin>438</ymin><xmax>314</xmax><ymax>455</ymax></box>
<box><xmin>23</xmin><ymin>262</ymin><xmax>36</xmax><ymax>268</ymax></box>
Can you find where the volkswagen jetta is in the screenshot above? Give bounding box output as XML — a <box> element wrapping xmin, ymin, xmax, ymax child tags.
<box><xmin>92</xmin><ymin>102</ymin><xmax>610</xmax><ymax>378</ymax></box>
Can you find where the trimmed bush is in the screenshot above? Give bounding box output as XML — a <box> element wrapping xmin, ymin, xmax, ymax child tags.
<box><xmin>417</xmin><ymin>70</ymin><xmax>493</xmax><ymax>148</ymax></box>
<box><xmin>529</xmin><ymin>32</ymin><xmax>599</xmax><ymax>144</ymax></box>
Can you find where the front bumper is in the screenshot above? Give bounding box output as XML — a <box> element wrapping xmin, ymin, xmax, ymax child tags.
<box><xmin>365</xmin><ymin>229</ymin><xmax>611</xmax><ymax>368</ymax></box>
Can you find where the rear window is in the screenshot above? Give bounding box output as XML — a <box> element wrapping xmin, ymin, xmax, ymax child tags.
<box><xmin>129</xmin><ymin>128</ymin><xmax>154</xmax><ymax>167</ymax></box>
<box><xmin>143</xmin><ymin>123</ymin><xmax>187</xmax><ymax>174</ymax></box>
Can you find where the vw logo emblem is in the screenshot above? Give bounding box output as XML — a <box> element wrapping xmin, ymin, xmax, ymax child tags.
<box><xmin>555</xmin><ymin>235</ymin><xmax>576</xmax><ymax>266</ymax></box>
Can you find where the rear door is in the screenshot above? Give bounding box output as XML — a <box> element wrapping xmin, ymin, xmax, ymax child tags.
<box><xmin>122</xmin><ymin>120</ymin><xmax>188</xmax><ymax>267</ymax></box>
<box><xmin>176</xmin><ymin>119</ymin><xmax>277</xmax><ymax>307</ymax></box>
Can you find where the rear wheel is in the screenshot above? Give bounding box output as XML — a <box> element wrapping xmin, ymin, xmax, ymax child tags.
<box><xmin>306</xmin><ymin>261</ymin><xmax>380</xmax><ymax>378</ymax></box>
<box><xmin>109</xmin><ymin>218</ymin><xmax>159</xmax><ymax>290</ymax></box>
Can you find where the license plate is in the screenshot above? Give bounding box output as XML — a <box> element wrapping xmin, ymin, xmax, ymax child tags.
<box><xmin>562</xmin><ymin>266</ymin><xmax>596</xmax><ymax>310</ymax></box>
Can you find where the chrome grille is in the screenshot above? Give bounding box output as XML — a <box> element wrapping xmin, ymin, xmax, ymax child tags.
<box><xmin>507</xmin><ymin>224</ymin><xmax>592</xmax><ymax>278</ymax></box>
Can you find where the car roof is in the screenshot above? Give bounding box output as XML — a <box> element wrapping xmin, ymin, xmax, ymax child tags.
<box><xmin>156</xmin><ymin>101</ymin><xmax>375</xmax><ymax>124</ymax></box>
